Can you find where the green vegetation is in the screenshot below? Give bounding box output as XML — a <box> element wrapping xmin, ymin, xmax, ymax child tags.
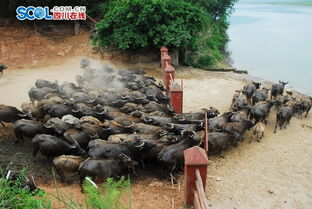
<box><xmin>93</xmin><ymin>0</ymin><xmax>238</xmax><ymax>67</ymax></box>
<box><xmin>0</xmin><ymin>166</ymin><xmax>51</xmax><ymax>209</ymax></box>
<box><xmin>0</xmin><ymin>164</ymin><xmax>131</xmax><ymax>209</ymax></box>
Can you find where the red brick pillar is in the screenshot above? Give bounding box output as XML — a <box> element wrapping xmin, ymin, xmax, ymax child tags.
<box><xmin>169</xmin><ymin>82</ymin><xmax>183</xmax><ymax>114</ymax></box>
<box><xmin>161</xmin><ymin>54</ymin><xmax>171</xmax><ymax>72</ymax></box>
<box><xmin>184</xmin><ymin>146</ymin><xmax>209</xmax><ymax>207</ymax></box>
<box><xmin>164</xmin><ymin>64</ymin><xmax>175</xmax><ymax>93</ymax></box>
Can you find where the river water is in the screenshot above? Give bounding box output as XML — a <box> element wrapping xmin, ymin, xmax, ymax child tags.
<box><xmin>227</xmin><ymin>3</ymin><xmax>312</xmax><ymax>95</ymax></box>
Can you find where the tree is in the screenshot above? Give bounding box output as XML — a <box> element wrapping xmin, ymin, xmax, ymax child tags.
<box><xmin>93</xmin><ymin>0</ymin><xmax>205</xmax><ymax>50</ymax></box>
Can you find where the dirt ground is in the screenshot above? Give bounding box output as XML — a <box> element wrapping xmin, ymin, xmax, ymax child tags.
<box><xmin>0</xmin><ymin>24</ymin><xmax>312</xmax><ymax>209</ymax></box>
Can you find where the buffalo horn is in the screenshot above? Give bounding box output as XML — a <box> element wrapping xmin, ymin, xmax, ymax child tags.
<box><xmin>86</xmin><ymin>99</ymin><xmax>95</xmax><ymax>103</ymax></box>
<box><xmin>135</xmin><ymin>141</ymin><xmax>145</xmax><ymax>148</ymax></box>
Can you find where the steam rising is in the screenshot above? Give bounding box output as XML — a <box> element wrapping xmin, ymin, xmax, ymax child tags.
<box><xmin>78</xmin><ymin>58</ymin><xmax>125</xmax><ymax>91</ymax></box>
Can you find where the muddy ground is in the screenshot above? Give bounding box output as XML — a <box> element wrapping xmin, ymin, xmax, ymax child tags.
<box><xmin>1</xmin><ymin>24</ymin><xmax>312</xmax><ymax>208</ymax></box>
<box><xmin>0</xmin><ymin>57</ymin><xmax>311</xmax><ymax>209</ymax></box>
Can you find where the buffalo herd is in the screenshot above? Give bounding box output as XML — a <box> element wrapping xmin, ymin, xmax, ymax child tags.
<box><xmin>0</xmin><ymin>62</ymin><xmax>311</xmax><ymax>187</ymax></box>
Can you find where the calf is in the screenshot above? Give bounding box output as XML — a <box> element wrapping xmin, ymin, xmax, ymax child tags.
<box><xmin>250</xmin><ymin>122</ymin><xmax>266</xmax><ymax>143</ymax></box>
<box><xmin>32</xmin><ymin>134</ymin><xmax>86</xmax><ymax>161</ymax></box>
<box><xmin>53</xmin><ymin>155</ymin><xmax>85</xmax><ymax>182</ymax></box>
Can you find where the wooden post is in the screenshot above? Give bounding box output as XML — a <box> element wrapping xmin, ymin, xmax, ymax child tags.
<box><xmin>170</xmin><ymin>82</ymin><xmax>183</xmax><ymax>114</ymax></box>
<box><xmin>184</xmin><ymin>146</ymin><xmax>208</xmax><ymax>207</ymax></box>
<box><xmin>164</xmin><ymin>64</ymin><xmax>175</xmax><ymax>93</ymax></box>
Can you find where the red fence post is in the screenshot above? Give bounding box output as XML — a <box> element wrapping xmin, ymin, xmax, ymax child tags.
<box><xmin>170</xmin><ymin>82</ymin><xmax>183</xmax><ymax>114</ymax></box>
<box><xmin>164</xmin><ymin>64</ymin><xmax>175</xmax><ymax>93</ymax></box>
<box><xmin>161</xmin><ymin>54</ymin><xmax>171</xmax><ymax>72</ymax></box>
<box><xmin>160</xmin><ymin>46</ymin><xmax>168</xmax><ymax>58</ymax></box>
<box><xmin>184</xmin><ymin>146</ymin><xmax>209</xmax><ymax>207</ymax></box>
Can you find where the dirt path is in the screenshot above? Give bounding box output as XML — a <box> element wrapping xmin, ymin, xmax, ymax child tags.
<box><xmin>0</xmin><ymin>56</ymin><xmax>311</xmax><ymax>209</ymax></box>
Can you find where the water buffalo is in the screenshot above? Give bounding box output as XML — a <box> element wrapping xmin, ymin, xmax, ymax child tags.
<box><xmin>130</xmin><ymin>123</ymin><xmax>163</xmax><ymax>134</ymax></box>
<box><xmin>230</xmin><ymin>106</ymin><xmax>251</xmax><ymax>122</ymax></box>
<box><xmin>88</xmin><ymin>139</ymin><xmax>109</xmax><ymax>149</ymax></box>
<box><xmin>208</xmin><ymin>132</ymin><xmax>243</xmax><ymax>155</ymax></box>
<box><xmin>47</xmin><ymin>104</ymin><xmax>73</xmax><ymax>118</ymax></box>
<box><xmin>79</xmin><ymin>116</ymin><xmax>102</xmax><ymax>125</ymax></box>
<box><xmin>28</xmin><ymin>87</ymin><xmax>56</xmax><ymax>102</ymax></box>
<box><xmin>120</xmin><ymin>102</ymin><xmax>142</xmax><ymax>113</ymax></box>
<box><xmin>88</xmin><ymin>139</ymin><xmax>154</xmax><ymax>161</ymax></box>
<box><xmin>0</xmin><ymin>64</ymin><xmax>8</xmax><ymax>76</ymax></box>
<box><xmin>173</xmin><ymin>107</ymin><xmax>219</xmax><ymax>124</ymax></box>
<box><xmin>71</xmin><ymin>92</ymin><xmax>95</xmax><ymax>104</ymax></box>
<box><xmin>140</xmin><ymin>102</ymin><xmax>174</xmax><ymax>115</ymax></box>
<box><xmin>242</xmin><ymin>81</ymin><xmax>261</xmax><ymax>102</ymax></box>
<box><xmin>59</xmin><ymin>82</ymin><xmax>82</xmax><ymax>98</ymax></box>
<box><xmin>222</xmin><ymin>119</ymin><xmax>255</xmax><ymax>136</ymax></box>
<box><xmin>293</xmin><ymin>98</ymin><xmax>311</xmax><ymax>118</ymax></box>
<box><xmin>0</xmin><ymin>105</ymin><xmax>28</xmax><ymax>127</ymax></box>
<box><xmin>250</xmin><ymin>100</ymin><xmax>275</xmax><ymax>123</ymax></box>
<box><xmin>78</xmin><ymin>154</ymin><xmax>137</xmax><ymax>187</ymax></box>
<box><xmin>53</xmin><ymin>155</ymin><xmax>85</xmax><ymax>182</ymax></box>
<box><xmin>271</xmin><ymin>81</ymin><xmax>288</xmax><ymax>100</ymax></box>
<box><xmin>45</xmin><ymin>118</ymin><xmax>73</xmax><ymax>135</ymax></box>
<box><xmin>32</xmin><ymin>134</ymin><xmax>86</xmax><ymax>161</ymax></box>
<box><xmin>61</xmin><ymin>114</ymin><xmax>80</xmax><ymax>127</ymax></box>
<box><xmin>81</xmin><ymin>123</ymin><xmax>110</xmax><ymax>139</ymax></box>
<box><xmin>231</xmin><ymin>91</ymin><xmax>248</xmax><ymax>111</ymax></box>
<box><xmin>208</xmin><ymin>112</ymin><xmax>233</xmax><ymax>131</ymax></box>
<box><xmin>164</xmin><ymin>123</ymin><xmax>203</xmax><ymax>134</ymax></box>
<box><xmin>63</xmin><ymin>129</ymin><xmax>92</xmax><ymax>150</ymax></box>
<box><xmin>21</xmin><ymin>102</ymin><xmax>43</xmax><ymax>121</ymax></box>
<box><xmin>274</xmin><ymin>106</ymin><xmax>294</xmax><ymax>133</ymax></box>
<box><xmin>142</xmin><ymin>115</ymin><xmax>173</xmax><ymax>127</ymax></box>
<box><xmin>13</xmin><ymin>119</ymin><xmax>52</xmax><ymax>143</ymax></box>
<box><xmin>157</xmin><ymin>131</ymin><xmax>198</xmax><ymax>181</ymax></box>
<box><xmin>35</xmin><ymin>79</ymin><xmax>59</xmax><ymax>90</ymax></box>
<box><xmin>252</xmin><ymin>87</ymin><xmax>270</xmax><ymax>105</ymax></box>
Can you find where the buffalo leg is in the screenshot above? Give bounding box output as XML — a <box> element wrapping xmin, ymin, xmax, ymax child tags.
<box><xmin>32</xmin><ymin>145</ymin><xmax>39</xmax><ymax>162</ymax></box>
<box><xmin>305</xmin><ymin>108</ymin><xmax>310</xmax><ymax>117</ymax></box>
<box><xmin>170</xmin><ymin>164</ymin><xmax>177</xmax><ymax>185</ymax></box>
<box><xmin>0</xmin><ymin>121</ymin><xmax>5</xmax><ymax>128</ymax></box>
<box><xmin>274</xmin><ymin>118</ymin><xmax>278</xmax><ymax>133</ymax></box>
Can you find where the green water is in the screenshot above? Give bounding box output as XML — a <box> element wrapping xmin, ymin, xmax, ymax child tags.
<box><xmin>239</xmin><ymin>0</ymin><xmax>312</xmax><ymax>6</ymax></box>
<box><xmin>228</xmin><ymin>3</ymin><xmax>312</xmax><ymax>95</ymax></box>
